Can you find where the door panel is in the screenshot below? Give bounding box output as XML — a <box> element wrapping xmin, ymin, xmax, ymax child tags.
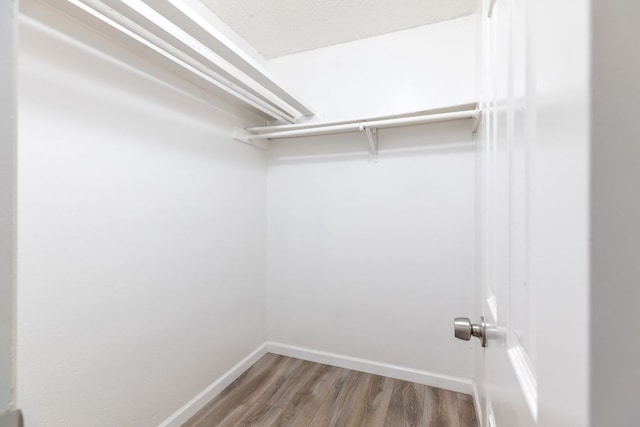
<box><xmin>475</xmin><ymin>0</ymin><xmax>536</xmax><ymax>425</ymax></box>
<box><xmin>474</xmin><ymin>0</ymin><xmax>590</xmax><ymax>426</ymax></box>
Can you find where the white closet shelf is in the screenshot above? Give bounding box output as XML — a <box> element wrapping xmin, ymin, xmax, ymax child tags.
<box><xmin>49</xmin><ymin>0</ymin><xmax>314</xmax><ymax>123</ymax></box>
<box><xmin>233</xmin><ymin>102</ymin><xmax>481</xmax><ymax>153</ymax></box>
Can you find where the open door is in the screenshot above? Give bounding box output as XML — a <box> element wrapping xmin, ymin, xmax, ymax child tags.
<box><xmin>466</xmin><ymin>0</ymin><xmax>590</xmax><ymax>426</ymax></box>
<box><xmin>0</xmin><ymin>1</ymin><xmax>21</xmax><ymax>426</ymax></box>
<box><xmin>473</xmin><ymin>0</ymin><xmax>537</xmax><ymax>424</ymax></box>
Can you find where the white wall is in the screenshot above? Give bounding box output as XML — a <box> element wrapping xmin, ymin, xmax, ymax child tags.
<box><xmin>591</xmin><ymin>1</ymin><xmax>640</xmax><ymax>425</ymax></box>
<box><xmin>266</xmin><ymin>13</ymin><xmax>477</xmax><ymax>386</ymax></box>
<box><xmin>17</xmin><ymin>3</ymin><xmax>266</xmax><ymax>426</ymax></box>
<box><xmin>268</xmin><ymin>15</ymin><xmax>476</xmax><ymax>122</ymax></box>
<box><xmin>267</xmin><ymin>120</ymin><xmax>475</xmax><ymax>382</ymax></box>
<box><xmin>16</xmin><ymin>2</ymin><xmax>478</xmax><ymax>424</ymax></box>
<box><xmin>0</xmin><ymin>0</ymin><xmax>18</xmax><ymax>415</ymax></box>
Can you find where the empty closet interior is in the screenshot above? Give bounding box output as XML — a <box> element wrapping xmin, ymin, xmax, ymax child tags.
<box><xmin>16</xmin><ymin>0</ymin><xmax>479</xmax><ymax>425</ymax></box>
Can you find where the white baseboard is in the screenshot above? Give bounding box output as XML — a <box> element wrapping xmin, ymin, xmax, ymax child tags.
<box><xmin>265</xmin><ymin>342</ymin><xmax>473</xmax><ymax>394</ymax></box>
<box><xmin>158</xmin><ymin>343</ymin><xmax>269</xmax><ymax>427</ymax></box>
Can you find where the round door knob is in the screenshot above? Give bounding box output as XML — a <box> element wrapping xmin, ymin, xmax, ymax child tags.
<box><xmin>454</xmin><ymin>316</ymin><xmax>487</xmax><ymax>347</ymax></box>
<box><xmin>454</xmin><ymin>317</ymin><xmax>473</xmax><ymax>340</ymax></box>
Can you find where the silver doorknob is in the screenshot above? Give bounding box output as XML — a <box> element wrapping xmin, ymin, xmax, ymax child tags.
<box><xmin>454</xmin><ymin>317</ymin><xmax>487</xmax><ymax>347</ymax></box>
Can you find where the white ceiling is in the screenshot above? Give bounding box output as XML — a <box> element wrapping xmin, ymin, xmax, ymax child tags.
<box><xmin>198</xmin><ymin>0</ymin><xmax>476</xmax><ymax>58</ymax></box>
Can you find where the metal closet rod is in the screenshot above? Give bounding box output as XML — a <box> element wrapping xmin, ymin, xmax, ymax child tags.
<box><xmin>247</xmin><ymin>109</ymin><xmax>479</xmax><ymax>141</ymax></box>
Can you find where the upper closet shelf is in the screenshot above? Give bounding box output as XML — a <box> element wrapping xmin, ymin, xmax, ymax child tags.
<box><xmin>233</xmin><ymin>103</ymin><xmax>481</xmax><ymax>153</ymax></box>
<box><xmin>50</xmin><ymin>0</ymin><xmax>314</xmax><ymax>123</ymax></box>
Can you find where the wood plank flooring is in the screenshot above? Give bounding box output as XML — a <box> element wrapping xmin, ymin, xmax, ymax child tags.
<box><xmin>183</xmin><ymin>354</ymin><xmax>477</xmax><ymax>427</ymax></box>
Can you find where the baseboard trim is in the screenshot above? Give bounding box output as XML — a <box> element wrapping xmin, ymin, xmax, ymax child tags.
<box><xmin>265</xmin><ymin>342</ymin><xmax>473</xmax><ymax>394</ymax></box>
<box><xmin>158</xmin><ymin>343</ymin><xmax>269</xmax><ymax>427</ymax></box>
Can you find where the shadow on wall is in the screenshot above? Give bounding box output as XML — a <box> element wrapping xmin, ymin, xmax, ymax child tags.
<box><xmin>267</xmin><ymin>119</ymin><xmax>475</xmax><ymax>165</ymax></box>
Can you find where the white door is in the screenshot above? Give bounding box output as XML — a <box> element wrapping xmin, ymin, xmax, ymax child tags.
<box><xmin>0</xmin><ymin>1</ymin><xmax>20</xmax><ymax>425</ymax></box>
<box><xmin>472</xmin><ymin>0</ymin><xmax>590</xmax><ymax>426</ymax></box>
<box><xmin>474</xmin><ymin>0</ymin><xmax>537</xmax><ymax>424</ymax></box>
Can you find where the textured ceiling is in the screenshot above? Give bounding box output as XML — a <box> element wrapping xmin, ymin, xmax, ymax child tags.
<box><xmin>198</xmin><ymin>0</ymin><xmax>476</xmax><ymax>58</ymax></box>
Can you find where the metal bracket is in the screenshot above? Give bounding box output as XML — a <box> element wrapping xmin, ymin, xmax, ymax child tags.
<box><xmin>232</xmin><ymin>126</ymin><xmax>268</xmax><ymax>151</ymax></box>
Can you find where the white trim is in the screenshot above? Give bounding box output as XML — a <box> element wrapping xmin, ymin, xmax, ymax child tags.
<box><xmin>158</xmin><ymin>343</ymin><xmax>269</xmax><ymax>427</ymax></box>
<box><xmin>508</xmin><ymin>345</ymin><xmax>538</xmax><ymax>421</ymax></box>
<box><xmin>485</xmin><ymin>392</ymin><xmax>496</xmax><ymax>427</ymax></box>
<box><xmin>265</xmin><ymin>342</ymin><xmax>473</xmax><ymax>394</ymax></box>
<box><xmin>0</xmin><ymin>0</ymin><xmax>17</xmax><ymax>413</ymax></box>
<box><xmin>488</xmin><ymin>406</ymin><xmax>497</xmax><ymax>427</ymax></box>
<box><xmin>472</xmin><ymin>383</ymin><xmax>483</xmax><ymax>427</ymax></box>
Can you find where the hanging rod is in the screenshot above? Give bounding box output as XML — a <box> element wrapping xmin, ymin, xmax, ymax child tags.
<box><xmin>246</xmin><ymin>109</ymin><xmax>479</xmax><ymax>141</ymax></box>
<box><xmin>232</xmin><ymin>106</ymin><xmax>481</xmax><ymax>154</ymax></box>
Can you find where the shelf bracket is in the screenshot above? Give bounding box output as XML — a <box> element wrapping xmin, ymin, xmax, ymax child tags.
<box><xmin>360</xmin><ymin>124</ymin><xmax>378</xmax><ymax>159</ymax></box>
<box><xmin>488</xmin><ymin>0</ymin><xmax>497</xmax><ymax>17</ymax></box>
<box><xmin>232</xmin><ymin>126</ymin><xmax>268</xmax><ymax>150</ymax></box>
<box><xmin>365</xmin><ymin>128</ymin><xmax>378</xmax><ymax>156</ymax></box>
<box><xmin>471</xmin><ymin>110</ymin><xmax>482</xmax><ymax>133</ymax></box>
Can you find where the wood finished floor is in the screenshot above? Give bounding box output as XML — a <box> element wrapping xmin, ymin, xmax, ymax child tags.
<box><xmin>183</xmin><ymin>353</ymin><xmax>477</xmax><ymax>427</ymax></box>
